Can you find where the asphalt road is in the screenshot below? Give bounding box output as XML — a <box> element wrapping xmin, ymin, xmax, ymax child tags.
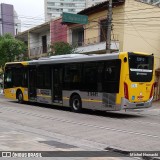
<box><xmin>0</xmin><ymin>95</ymin><xmax>159</xmax><ymax>160</ymax></box>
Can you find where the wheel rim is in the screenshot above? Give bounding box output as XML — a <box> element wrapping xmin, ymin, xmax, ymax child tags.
<box><xmin>72</xmin><ymin>99</ymin><xmax>80</xmax><ymax>110</ymax></box>
<box><xmin>18</xmin><ymin>93</ymin><xmax>23</xmax><ymax>102</ymax></box>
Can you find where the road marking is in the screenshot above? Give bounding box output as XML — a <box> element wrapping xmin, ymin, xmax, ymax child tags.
<box><xmin>0</xmin><ymin>106</ymin><xmax>159</xmax><ymax>139</ymax></box>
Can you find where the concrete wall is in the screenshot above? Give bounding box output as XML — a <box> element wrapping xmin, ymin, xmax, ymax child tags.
<box><xmin>29</xmin><ymin>30</ymin><xmax>50</xmax><ymax>57</ymax></box>
<box><xmin>84</xmin><ymin>5</ymin><xmax>125</xmax><ymax>49</ymax></box>
<box><xmin>122</xmin><ymin>0</ymin><xmax>160</xmax><ymax>69</ymax></box>
<box><xmin>30</xmin><ymin>33</ymin><xmax>39</xmax><ymax>49</ymax></box>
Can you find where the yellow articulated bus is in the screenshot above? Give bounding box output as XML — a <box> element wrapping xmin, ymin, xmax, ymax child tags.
<box><xmin>4</xmin><ymin>52</ymin><xmax>155</xmax><ymax>112</ymax></box>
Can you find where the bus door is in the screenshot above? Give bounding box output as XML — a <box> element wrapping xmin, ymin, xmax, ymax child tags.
<box><xmin>52</xmin><ymin>66</ymin><xmax>62</xmax><ymax>103</ymax></box>
<box><xmin>28</xmin><ymin>67</ymin><xmax>37</xmax><ymax>100</ymax></box>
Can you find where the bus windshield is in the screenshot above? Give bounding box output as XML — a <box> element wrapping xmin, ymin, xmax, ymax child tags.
<box><xmin>128</xmin><ymin>53</ymin><xmax>154</xmax><ymax>82</ymax></box>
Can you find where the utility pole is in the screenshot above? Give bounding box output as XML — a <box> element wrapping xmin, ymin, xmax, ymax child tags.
<box><xmin>106</xmin><ymin>0</ymin><xmax>112</xmax><ymax>53</ymax></box>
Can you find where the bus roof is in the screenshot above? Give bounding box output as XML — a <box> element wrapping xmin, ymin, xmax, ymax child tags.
<box><xmin>28</xmin><ymin>53</ymin><xmax>119</xmax><ymax>65</ymax></box>
<box><xmin>5</xmin><ymin>52</ymin><xmax>153</xmax><ymax>67</ymax></box>
<box><xmin>5</xmin><ymin>61</ymin><xmax>29</xmax><ymax>66</ymax></box>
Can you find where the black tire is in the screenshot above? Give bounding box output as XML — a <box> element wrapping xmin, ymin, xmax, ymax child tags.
<box><xmin>17</xmin><ymin>91</ymin><xmax>24</xmax><ymax>103</ymax></box>
<box><xmin>70</xmin><ymin>95</ymin><xmax>82</xmax><ymax>113</ymax></box>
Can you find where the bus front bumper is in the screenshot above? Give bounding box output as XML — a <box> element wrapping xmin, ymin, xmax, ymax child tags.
<box><xmin>121</xmin><ymin>97</ymin><xmax>153</xmax><ymax>110</ymax></box>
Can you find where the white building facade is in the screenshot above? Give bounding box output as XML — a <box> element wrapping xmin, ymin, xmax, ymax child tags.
<box><xmin>44</xmin><ymin>0</ymin><xmax>108</xmax><ymax>21</ymax></box>
<box><xmin>44</xmin><ymin>0</ymin><xmax>86</xmax><ymax>21</ymax></box>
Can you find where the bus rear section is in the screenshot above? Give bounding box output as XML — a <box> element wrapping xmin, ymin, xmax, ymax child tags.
<box><xmin>121</xmin><ymin>52</ymin><xmax>154</xmax><ymax>109</ymax></box>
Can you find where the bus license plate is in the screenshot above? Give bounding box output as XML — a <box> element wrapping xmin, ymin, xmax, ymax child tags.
<box><xmin>136</xmin><ymin>103</ymin><xmax>144</xmax><ymax>107</ymax></box>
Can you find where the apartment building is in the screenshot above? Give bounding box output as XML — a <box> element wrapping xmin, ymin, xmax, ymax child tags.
<box><xmin>44</xmin><ymin>0</ymin><xmax>86</xmax><ymax>21</ymax></box>
<box><xmin>44</xmin><ymin>0</ymin><xmax>108</xmax><ymax>21</ymax></box>
<box><xmin>0</xmin><ymin>3</ymin><xmax>21</xmax><ymax>36</ymax></box>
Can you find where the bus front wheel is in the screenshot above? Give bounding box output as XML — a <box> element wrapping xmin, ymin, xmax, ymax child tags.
<box><xmin>17</xmin><ymin>91</ymin><xmax>24</xmax><ymax>103</ymax></box>
<box><xmin>70</xmin><ymin>95</ymin><xmax>82</xmax><ymax>113</ymax></box>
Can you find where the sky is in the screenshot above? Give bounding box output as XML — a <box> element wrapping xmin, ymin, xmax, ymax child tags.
<box><xmin>0</xmin><ymin>0</ymin><xmax>45</xmax><ymax>31</ymax></box>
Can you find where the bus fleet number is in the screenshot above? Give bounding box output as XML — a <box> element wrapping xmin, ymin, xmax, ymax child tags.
<box><xmin>88</xmin><ymin>92</ymin><xmax>98</xmax><ymax>97</ymax></box>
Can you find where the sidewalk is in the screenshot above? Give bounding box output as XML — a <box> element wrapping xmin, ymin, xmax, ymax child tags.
<box><xmin>153</xmin><ymin>100</ymin><xmax>160</xmax><ymax>107</ymax></box>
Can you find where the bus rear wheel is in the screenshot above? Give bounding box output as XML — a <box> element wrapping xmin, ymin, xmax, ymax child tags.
<box><xmin>70</xmin><ymin>95</ymin><xmax>82</xmax><ymax>113</ymax></box>
<box><xmin>17</xmin><ymin>91</ymin><xmax>24</xmax><ymax>103</ymax></box>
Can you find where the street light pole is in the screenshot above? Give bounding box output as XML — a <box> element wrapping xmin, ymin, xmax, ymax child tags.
<box><xmin>106</xmin><ymin>0</ymin><xmax>112</xmax><ymax>53</ymax></box>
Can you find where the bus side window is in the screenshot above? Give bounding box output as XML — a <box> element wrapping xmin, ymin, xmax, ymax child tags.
<box><xmin>64</xmin><ymin>64</ymin><xmax>81</xmax><ymax>90</ymax></box>
<box><xmin>4</xmin><ymin>70</ymin><xmax>13</xmax><ymax>88</ymax></box>
<box><xmin>22</xmin><ymin>71</ymin><xmax>28</xmax><ymax>87</ymax></box>
<box><xmin>73</xmin><ymin>74</ymin><xmax>80</xmax><ymax>82</ymax></box>
<box><xmin>13</xmin><ymin>68</ymin><xmax>23</xmax><ymax>87</ymax></box>
<box><xmin>105</xmin><ymin>66</ymin><xmax>116</xmax><ymax>81</ymax></box>
<box><xmin>36</xmin><ymin>66</ymin><xmax>51</xmax><ymax>89</ymax></box>
<box><xmin>6</xmin><ymin>72</ymin><xmax>12</xmax><ymax>82</ymax></box>
<box><xmin>103</xmin><ymin>60</ymin><xmax>121</xmax><ymax>93</ymax></box>
<box><xmin>37</xmin><ymin>67</ymin><xmax>44</xmax><ymax>88</ymax></box>
<box><xmin>97</xmin><ymin>62</ymin><xmax>103</xmax><ymax>92</ymax></box>
<box><xmin>70</xmin><ymin>65</ymin><xmax>81</xmax><ymax>83</ymax></box>
<box><xmin>84</xmin><ymin>63</ymin><xmax>98</xmax><ymax>91</ymax></box>
<box><xmin>64</xmin><ymin>66</ymin><xmax>71</xmax><ymax>83</ymax></box>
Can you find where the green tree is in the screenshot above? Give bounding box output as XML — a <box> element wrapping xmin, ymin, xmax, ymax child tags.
<box><xmin>50</xmin><ymin>41</ymin><xmax>76</xmax><ymax>55</ymax></box>
<box><xmin>0</xmin><ymin>33</ymin><xmax>27</xmax><ymax>70</ymax></box>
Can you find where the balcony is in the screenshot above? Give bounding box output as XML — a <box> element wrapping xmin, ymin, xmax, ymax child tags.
<box><xmin>72</xmin><ymin>35</ymin><xmax>119</xmax><ymax>54</ymax></box>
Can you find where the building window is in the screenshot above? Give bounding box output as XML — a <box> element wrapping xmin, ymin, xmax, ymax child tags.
<box><xmin>100</xmin><ymin>19</ymin><xmax>107</xmax><ymax>42</ymax></box>
<box><xmin>72</xmin><ymin>27</ymin><xmax>84</xmax><ymax>47</ymax></box>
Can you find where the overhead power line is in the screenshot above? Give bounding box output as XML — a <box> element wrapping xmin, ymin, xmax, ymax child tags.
<box><xmin>0</xmin><ymin>13</ymin><xmax>45</xmax><ymax>21</ymax></box>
